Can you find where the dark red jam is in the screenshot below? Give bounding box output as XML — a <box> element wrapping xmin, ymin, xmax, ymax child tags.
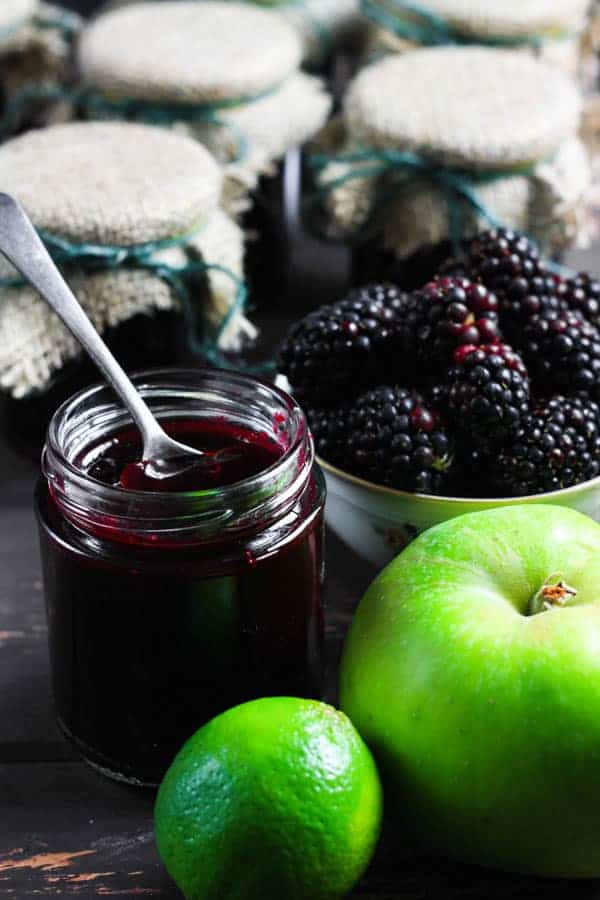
<box><xmin>84</xmin><ymin>419</ymin><xmax>284</xmax><ymax>493</ymax></box>
<box><xmin>37</xmin><ymin>403</ymin><xmax>325</xmax><ymax>786</ymax></box>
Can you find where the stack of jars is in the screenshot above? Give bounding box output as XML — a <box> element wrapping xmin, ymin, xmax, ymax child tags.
<box><xmin>0</xmin><ymin>1</ymin><xmax>334</xmax><ymax>452</ymax></box>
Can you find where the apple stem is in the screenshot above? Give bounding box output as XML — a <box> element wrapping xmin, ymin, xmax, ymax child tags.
<box><xmin>528</xmin><ymin>577</ymin><xmax>578</xmax><ymax>616</ymax></box>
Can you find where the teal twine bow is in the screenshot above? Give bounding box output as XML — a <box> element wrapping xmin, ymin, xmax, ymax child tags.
<box><xmin>307</xmin><ymin>148</ymin><xmax>537</xmax><ymax>252</ymax></box>
<box><xmin>0</xmin><ymin>227</ymin><xmax>248</xmax><ymax>369</ymax></box>
<box><xmin>361</xmin><ymin>0</ymin><xmax>566</xmax><ymax>48</ymax></box>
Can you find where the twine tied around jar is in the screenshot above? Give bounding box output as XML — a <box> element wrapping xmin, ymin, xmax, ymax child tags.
<box><xmin>306</xmin><ymin>147</ymin><xmax>537</xmax><ymax>251</ymax></box>
<box><xmin>0</xmin><ymin>225</ymin><xmax>252</xmax><ymax>370</ymax></box>
<box><xmin>309</xmin><ymin>48</ymin><xmax>590</xmax><ymax>259</ymax></box>
<box><xmin>361</xmin><ymin>0</ymin><xmax>572</xmax><ymax>49</ymax></box>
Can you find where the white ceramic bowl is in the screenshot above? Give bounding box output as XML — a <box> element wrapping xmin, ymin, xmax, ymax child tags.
<box><xmin>319</xmin><ymin>457</ymin><xmax>600</xmax><ymax>568</ymax></box>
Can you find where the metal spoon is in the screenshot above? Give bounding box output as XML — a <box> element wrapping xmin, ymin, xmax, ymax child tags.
<box><xmin>0</xmin><ymin>192</ymin><xmax>230</xmax><ymax>482</ymax></box>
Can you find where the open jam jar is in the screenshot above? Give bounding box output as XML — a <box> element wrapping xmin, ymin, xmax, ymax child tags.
<box><xmin>36</xmin><ymin>369</ymin><xmax>326</xmax><ymax>786</ymax></box>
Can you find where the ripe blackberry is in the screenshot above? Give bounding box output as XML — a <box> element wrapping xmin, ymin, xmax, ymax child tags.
<box><xmin>401</xmin><ymin>277</ymin><xmax>501</xmax><ymax>376</ymax></box>
<box><xmin>343</xmin><ymin>386</ymin><xmax>454</xmax><ymax>494</ymax></box>
<box><xmin>492</xmin><ymin>396</ymin><xmax>600</xmax><ymax>496</ymax></box>
<box><xmin>447</xmin><ymin>343</ymin><xmax>530</xmax><ymax>446</ymax></box>
<box><xmin>557</xmin><ymin>272</ymin><xmax>600</xmax><ymax>329</ymax></box>
<box><xmin>521</xmin><ymin>309</ymin><xmax>600</xmax><ymax>398</ymax></box>
<box><xmin>278</xmin><ymin>283</ymin><xmax>408</xmax><ymax>402</ymax></box>
<box><xmin>304</xmin><ymin>404</ymin><xmax>349</xmax><ymax>467</ymax></box>
<box><xmin>463</xmin><ymin>228</ymin><xmax>562</xmax><ymax>331</ymax></box>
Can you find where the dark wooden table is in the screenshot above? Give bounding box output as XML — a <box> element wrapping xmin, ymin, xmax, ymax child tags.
<box><xmin>4</xmin><ymin>246</ymin><xmax>600</xmax><ymax>897</ymax></box>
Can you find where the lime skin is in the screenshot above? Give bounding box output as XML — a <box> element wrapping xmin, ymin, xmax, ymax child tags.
<box><xmin>340</xmin><ymin>504</ymin><xmax>600</xmax><ymax>878</ymax></box>
<box><xmin>155</xmin><ymin>696</ymin><xmax>383</xmax><ymax>899</ymax></box>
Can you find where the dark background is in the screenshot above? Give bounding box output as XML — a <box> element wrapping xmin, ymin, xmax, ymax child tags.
<box><xmin>63</xmin><ymin>0</ymin><xmax>105</xmax><ymax>14</ymax></box>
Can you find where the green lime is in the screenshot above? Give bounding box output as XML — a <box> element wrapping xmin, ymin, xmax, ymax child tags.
<box><xmin>155</xmin><ymin>697</ymin><xmax>383</xmax><ymax>900</ymax></box>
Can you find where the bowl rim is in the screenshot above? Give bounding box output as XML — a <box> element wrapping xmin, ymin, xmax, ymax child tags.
<box><xmin>317</xmin><ymin>455</ymin><xmax>600</xmax><ymax>505</ymax></box>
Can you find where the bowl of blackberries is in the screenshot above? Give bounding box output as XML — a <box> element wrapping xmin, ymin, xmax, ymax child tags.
<box><xmin>278</xmin><ymin>229</ymin><xmax>600</xmax><ymax>566</ymax></box>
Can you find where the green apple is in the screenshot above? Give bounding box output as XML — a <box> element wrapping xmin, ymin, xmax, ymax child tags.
<box><xmin>340</xmin><ymin>504</ymin><xmax>600</xmax><ymax>878</ymax></box>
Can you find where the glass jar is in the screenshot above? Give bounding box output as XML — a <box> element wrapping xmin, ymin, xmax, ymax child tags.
<box><xmin>36</xmin><ymin>368</ymin><xmax>326</xmax><ymax>786</ymax></box>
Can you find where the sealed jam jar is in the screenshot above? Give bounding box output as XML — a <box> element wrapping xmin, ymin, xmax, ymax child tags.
<box><xmin>36</xmin><ymin>369</ymin><xmax>326</xmax><ymax>786</ymax></box>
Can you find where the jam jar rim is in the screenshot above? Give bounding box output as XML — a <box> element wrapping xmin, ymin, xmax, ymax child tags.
<box><xmin>41</xmin><ymin>367</ymin><xmax>315</xmax><ymax>544</ymax></box>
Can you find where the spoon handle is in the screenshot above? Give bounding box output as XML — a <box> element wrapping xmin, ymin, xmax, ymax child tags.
<box><xmin>0</xmin><ymin>193</ymin><xmax>163</xmax><ymax>448</ymax></box>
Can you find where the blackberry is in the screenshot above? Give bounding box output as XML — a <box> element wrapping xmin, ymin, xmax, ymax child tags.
<box><xmin>343</xmin><ymin>386</ymin><xmax>454</xmax><ymax>494</ymax></box>
<box><xmin>463</xmin><ymin>228</ymin><xmax>562</xmax><ymax>332</ymax></box>
<box><xmin>278</xmin><ymin>283</ymin><xmax>408</xmax><ymax>403</ymax></box>
<box><xmin>446</xmin><ymin>343</ymin><xmax>530</xmax><ymax>446</ymax></box>
<box><xmin>492</xmin><ymin>396</ymin><xmax>600</xmax><ymax>496</ymax></box>
<box><xmin>521</xmin><ymin>309</ymin><xmax>600</xmax><ymax>398</ymax></box>
<box><xmin>304</xmin><ymin>404</ymin><xmax>349</xmax><ymax>467</ymax></box>
<box><xmin>557</xmin><ymin>272</ymin><xmax>600</xmax><ymax>329</ymax></box>
<box><xmin>402</xmin><ymin>277</ymin><xmax>501</xmax><ymax>376</ymax></box>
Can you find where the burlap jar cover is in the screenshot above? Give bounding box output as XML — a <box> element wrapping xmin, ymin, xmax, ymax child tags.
<box><xmin>362</xmin><ymin>0</ymin><xmax>599</xmax><ymax>85</ymax></box>
<box><xmin>0</xmin><ymin>0</ymin><xmax>80</xmax><ymax>119</ymax></box>
<box><xmin>0</xmin><ymin>121</ymin><xmax>251</xmax><ymax>400</ymax></box>
<box><xmin>77</xmin><ymin>2</ymin><xmax>332</xmax><ymax>213</ymax></box>
<box><xmin>313</xmin><ymin>47</ymin><xmax>592</xmax><ymax>264</ymax></box>
<box><xmin>100</xmin><ymin>0</ymin><xmax>365</xmax><ymax>69</ymax></box>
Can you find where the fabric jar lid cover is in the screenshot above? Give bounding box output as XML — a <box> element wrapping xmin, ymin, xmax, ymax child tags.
<box><xmin>0</xmin><ymin>120</ymin><xmax>223</xmax><ymax>246</ymax></box>
<box><xmin>78</xmin><ymin>1</ymin><xmax>303</xmax><ymax>104</ymax></box>
<box><xmin>0</xmin><ymin>120</ymin><xmax>249</xmax><ymax>399</ymax></box>
<box><xmin>345</xmin><ymin>47</ymin><xmax>582</xmax><ymax>171</ymax></box>
<box><xmin>372</xmin><ymin>0</ymin><xmax>592</xmax><ymax>39</ymax></box>
<box><xmin>0</xmin><ymin>0</ymin><xmax>37</xmax><ymax>33</ymax></box>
